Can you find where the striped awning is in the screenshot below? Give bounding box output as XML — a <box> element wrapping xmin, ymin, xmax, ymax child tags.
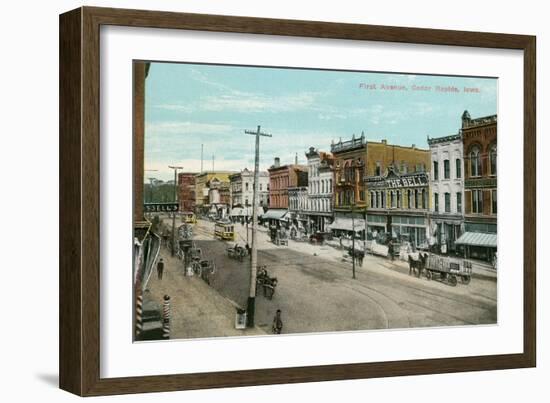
<box><xmin>261</xmin><ymin>209</ymin><xmax>288</xmax><ymax>220</ymax></box>
<box><xmin>455</xmin><ymin>232</ymin><xmax>497</xmax><ymax>247</ymax></box>
<box><xmin>327</xmin><ymin>217</ymin><xmax>366</xmax><ymax>232</ymax></box>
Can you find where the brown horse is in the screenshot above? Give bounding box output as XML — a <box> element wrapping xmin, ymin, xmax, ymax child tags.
<box><xmin>408</xmin><ymin>253</ymin><xmax>427</xmax><ymax>277</ymax></box>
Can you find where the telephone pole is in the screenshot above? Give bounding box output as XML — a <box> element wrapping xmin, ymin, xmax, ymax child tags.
<box><xmin>244</xmin><ymin>125</ymin><xmax>272</xmax><ymax>327</ymax></box>
<box><xmin>168</xmin><ymin>165</ymin><xmax>183</xmax><ymax>256</ymax></box>
<box><xmin>352</xmin><ymin>203</ymin><xmax>356</xmax><ymax>279</ymax></box>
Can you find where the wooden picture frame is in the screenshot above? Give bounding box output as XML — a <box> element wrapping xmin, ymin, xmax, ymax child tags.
<box><xmin>59</xmin><ymin>6</ymin><xmax>536</xmax><ymax>396</ymax></box>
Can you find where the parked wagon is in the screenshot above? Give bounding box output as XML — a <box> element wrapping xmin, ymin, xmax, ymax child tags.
<box><xmin>424</xmin><ymin>253</ymin><xmax>473</xmax><ymax>286</ymax></box>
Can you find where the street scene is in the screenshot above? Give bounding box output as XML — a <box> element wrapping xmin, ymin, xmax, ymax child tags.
<box><xmin>132</xmin><ymin>61</ymin><xmax>498</xmax><ymax>341</ymax></box>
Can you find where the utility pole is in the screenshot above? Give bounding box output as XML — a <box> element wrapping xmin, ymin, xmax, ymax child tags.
<box><xmin>168</xmin><ymin>165</ymin><xmax>183</xmax><ymax>256</ymax></box>
<box><xmin>201</xmin><ymin>144</ymin><xmax>204</xmax><ymax>173</ymax></box>
<box><xmin>244</xmin><ymin>125</ymin><xmax>272</xmax><ymax>327</ymax></box>
<box><xmin>352</xmin><ymin>203</ymin><xmax>356</xmax><ymax>279</ymax></box>
<box><xmin>245</xmin><ymin>200</ymin><xmax>249</xmax><ymax>245</ymax></box>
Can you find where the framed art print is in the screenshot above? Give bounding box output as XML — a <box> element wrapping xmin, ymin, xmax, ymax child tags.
<box><xmin>59</xmin><ymin>6</ymin><xmax>536</xmax><ymax>396</ymax></box>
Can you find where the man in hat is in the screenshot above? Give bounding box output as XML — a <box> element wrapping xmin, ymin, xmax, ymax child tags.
<box><xmin>157</xmin><ymin>258</ymin><xmax>165</xmax><ymax>280</ymax></box>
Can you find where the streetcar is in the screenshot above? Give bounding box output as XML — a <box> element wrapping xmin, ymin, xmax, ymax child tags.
<box><xmin>214</xmin><ymin>221</ymin><xmax>236</xmax><ymax>241</ymax></box>
<box><xmin>181</xmin><ymin>211</ymin><xmax>197</xmax><ymax>224</ymax></box>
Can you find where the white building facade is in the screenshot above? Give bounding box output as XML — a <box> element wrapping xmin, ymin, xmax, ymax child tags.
<box><xmin>428</xmin><ymin>133</ymin><xmax>464</xmax><ymax>254</ymax></box>
<box><xmin>229</xmin><ymin>168</ymin><xmax>269</xmax><ymax>209</ymax></box>
<box><xmin>305</xmin><ymin>147</ymin><xmax>334</xmax><ymax>233</ymax></box>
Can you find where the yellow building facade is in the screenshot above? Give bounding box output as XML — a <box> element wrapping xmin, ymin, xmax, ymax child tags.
<box><xmin>194</xmin><ymin>171</ymin><xmax>235</xmax><ymax>207</ymax></box>
<box><xmin>364</xmin><ymin>140</ymin><xmax>432</xmax><ymax>247</ymax></box>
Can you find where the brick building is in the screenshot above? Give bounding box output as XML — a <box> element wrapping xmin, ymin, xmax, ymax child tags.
<box><xmin>365</xmin><ymin>168</ymin><xmax>430</xmax><ymax>247</ymax></box>
<box><xmin>177</xmin><ymin>172</ymin><xmax>197</xmax><ymax>213</ymax></box>
<box><xmin>456</xmin><ymin>111</ymin><xmax>497</xmax><ymax>263</ymax></box>
<box><xmin>264</xmin><ymin>157</ymin><xmax>307</xmax><ymax>226</ymax></box>
<box><xmin>364</xmin><ymin>139</ymin><xmax>431</xmax><ymax>243</ymax></box>
<box><xmin>330</xmin><ymin>133</ymin><xmax>367</xmax><ymax>236</ymax></box>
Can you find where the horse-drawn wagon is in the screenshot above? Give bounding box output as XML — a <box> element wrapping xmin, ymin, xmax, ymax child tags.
<box><xmin>226</xmin><ymin>244</ymin><xmax>249</xmax><ymax>261</ymax></box>
<box><xmin>408</xmin><ymin>252</ymin><xmax>472</xmax><ymax>286</ymax></box>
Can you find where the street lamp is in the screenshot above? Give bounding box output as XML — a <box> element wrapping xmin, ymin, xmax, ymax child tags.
<box><xmin>168</xmin><ymin>165</ymin><xmax>183</xmax><ymax>256</ymax></box>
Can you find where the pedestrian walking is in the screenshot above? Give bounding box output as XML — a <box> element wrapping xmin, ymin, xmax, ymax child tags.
<box><xmin>157</xmin><ymin>258</ymin><xmax>165</xmax><ymax>280</ymax></box>
<box><xmin>358</xmin><ymin>250</ymin><xmax>364</xmax><ymax>267</ymax></box>
<box><xmin>272</xmin><ymin>309</ymin><xmax>283</xmax><ymax>334</ymax></box>
<box><xmin>388</xmin><ymin>240</ymin><xmax>395</xmax><ymax>261</ymax></box>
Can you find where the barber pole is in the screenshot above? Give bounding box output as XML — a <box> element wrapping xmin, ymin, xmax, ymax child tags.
<box><xmin>135</xmin><ymin>290</ymin><xmax>143</xmax><ymax>338</ymax></box>
<box><xmin>162</xmin><ymin>294</ymin><xmax>171</xmax><ymax>339</ymax></box>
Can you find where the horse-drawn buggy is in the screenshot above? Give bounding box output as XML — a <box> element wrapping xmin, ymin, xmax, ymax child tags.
<box><xmin>227</xmin><ymin>243</ymin><xmax>249</xmax><ymax>261</ymax></box>
<box><xmin>189</xmin><ymin>257</ymin><xmax>216</xmax><ymax>284</ymax></box>
<box><xmin>408</xmin><ymin>252</ymin><xmax>472</xmax><ymax>286</ymax></box>
<box><xmin>256</xmin><ymin>266</ymin><xmax>278</xmax><ymax>299</ymax></box>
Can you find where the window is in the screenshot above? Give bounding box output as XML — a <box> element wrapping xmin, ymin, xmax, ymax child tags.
<box><xmin>375</xmin><ymin>162</ymin><xmax>381</xmax><ymax>176</ymax></box>
<box><xmin>433</xmin><ymin>161</ymin><xmax>439</xmax><ymax>180</ymax></box>
<box><xmin>422</xmin><ymin>189</ymin><xmax>427</xmax><ymax>209</ymax></box>
<box><xmin>397</xmin><ymin>191</ymin><xmax>402</xmax><ymax>208</ymax></box>
<box><xmin>376</xmin><ymin>192</ymin><xmax>380</xmax><ymax>208</ymax></box>
<box><xmin>381</xmin><ymin>191</ymin><xmax>386</xmax><ymax>208</ymax></box>
<box><xmin>415</xmin><ymin>189</ymin><xmax>420</xmax><ymax>209</ymax></box>
<box><xmin>456</xmin><ymin>158</ymin><xmax>462</xmax><ymax>179</ymax></box>
<box><xmin>390</xmin><ymin>191</ymin><xmax>396</xmax><ymax>208</ymax></box>
<box><xmin>245</xmin><ymin>182</ymin><xmax>249</xmax><ymax>191</ymax></box>
<box><xmin>470</xmin><ymin>146</ymin><xmax>482</xmax><ymax>177</ymax></box>
<box><xmin>410</xmin><ymin>190</ymin><xmax>415</xmax><ymax>209</ymax></box>
<box><xmin>434</xmin><ymin>193</ymin><xmax>439</xmax><ymax>212</ymax></box>
<box><xmin>371</xmin><ymin>192</ymin><xmax>375</xmax><ymax>208</ymax></box>
<box><xmin>490</xmin><ymin>144</ymin><xmax>497</xmax><ymax>175</ymax></box>
<box><xmin>444</xmin><ymin>159</ymin><xmax>450</xmax><ymax>179</ymax></box>
<box><xmin>360</xmin><ymin>190</ymin><xmax>365</xmax><ymax>202</ymax></box>
<box><xmin>401</xmin><ymin>162</ymin><xmax>408</xmax><ymax>173</ymax></box>
<box><xmin>492</xmin><ymin>189</ymin><xmax>497</xmax><ymax>214</ymax></box>
<box><xmin>472</xmin><ymin>189</ymin><xmax>484</xmax><ymax>213</ymax></box>
<box><xmin>457</xmin><ymin>192</ymin><xmax>462</xmax><ymax>213</ymax></box>
<box><xmin>444</xmin><ymin>193</ymin><xmax>451</xmax><ymax>213</ymax></box>
<box><xmin>259</xmin><ymin>183</ymin><xmax>262</xmax><ymax>191</ymax></box>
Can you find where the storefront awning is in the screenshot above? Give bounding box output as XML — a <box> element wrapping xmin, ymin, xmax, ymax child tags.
<box><xmin>455</xmin><ymin>232</ymin><xmax>497</xmax><ymax>247</ymax></box>
<box><xmin>327</xmin><ymin>217</ymin><xmax>366</xmax><ymax>232</ymax></box>
<box><xmin>230</xmin><ymin>207</ymin><xmax>255</xmax><ymax>217</ymax></box>
<box><xmin>261</xmin><ymin>209</ymin><xmax>288</xmax><ymax>220</ymax></box>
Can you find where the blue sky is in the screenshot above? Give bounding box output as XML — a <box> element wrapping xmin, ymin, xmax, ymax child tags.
<box><xmin>144</xmin><ymin>62</ymin><xmax>497</xmax><ymax>181</ymax></box>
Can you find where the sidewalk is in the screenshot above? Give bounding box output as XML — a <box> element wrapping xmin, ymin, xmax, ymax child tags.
<box><xmin>145</xmin><ymin>248</ymin><xmax>266</xmax><ymax>340</ymax></box>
